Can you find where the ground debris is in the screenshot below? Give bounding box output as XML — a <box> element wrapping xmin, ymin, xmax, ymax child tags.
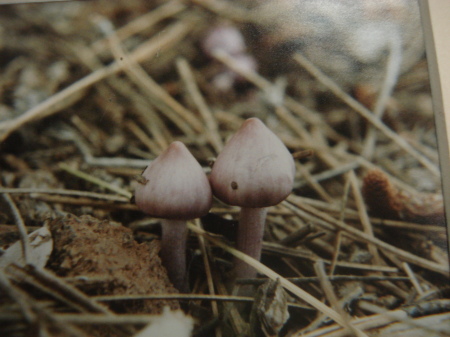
<box><xmin>0</xmin><ymin>1</ymin><xmax>448</xmax><ymax>336</ymax></box>
<box><xmin>47</xmin><ymin>214</ymin><xmax>179</xmax><ymax>314</ymax></box>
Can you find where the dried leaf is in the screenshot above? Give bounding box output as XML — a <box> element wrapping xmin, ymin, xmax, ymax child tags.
<box><xmin>133</xmin><ymin>307</ymin><xmax>194</xmax><ymax>337</ymax></box>
<box><xmin>250</xmin><ymin>278</ymin><xmax>290</xmax><ymax>337</ymax></box>
<box><xmin>0</xmin><ymin>225</ymin><xmax>53</xmax><ymax>269</ymax></box>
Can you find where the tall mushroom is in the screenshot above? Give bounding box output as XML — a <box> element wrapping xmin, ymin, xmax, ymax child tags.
<box><xmin>209</xmin><ymin>118</ymin><xmax>295</xmax><ymax>278</ymax></box>
<box><xmin>135</xmin><ymin>141</ymin><xmax>212</xmax><ymax>291</ymax></box>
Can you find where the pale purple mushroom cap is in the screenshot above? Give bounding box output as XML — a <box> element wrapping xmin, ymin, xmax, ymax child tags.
<box><xmin>210</xmin><ymin>118</ymin><xmax>295</xmax><ymax>208</ymax></box>
<box><xmin>135</xmin><ymin>141</ymin><xmax>212</xmax><ymax>220</ymax></box>
<box><xmin>202</xmin><ymin>24</ymin><xmax>246</xmax><ymax>57</ymax></box>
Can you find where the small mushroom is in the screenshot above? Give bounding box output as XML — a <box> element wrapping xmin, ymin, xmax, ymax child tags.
<box><xmin>202</xmin><ymin>24</ymin><xmax>247</xmax><ymax>57</ymax></box>
<box><xmin>135</xmin><ymin>141</ymin><xmax>212</xmax><ymax>291</ymax></box>
<box><xmin>209</xmin><ymin>118</ymin><xmax>295</xmax><ymax>278</ymax></box>
<box><xmin>202</xmin><ymin>23</ymin><xmax>258</xmax><ymax>92</ymax></box>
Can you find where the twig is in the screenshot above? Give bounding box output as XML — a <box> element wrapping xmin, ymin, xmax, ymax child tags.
<box><xmin>285</xmin><ymin>197</ymin><xmax>449</xmax><ymax>276</ymax></box>
<box><xmin>278</xmin><ymin>223</ymin><xmax>315</xmax><ymax>246</ymax></box>
<box><xmin>0</xmin><ymin>271</ymin><xmax>36</xmax><ymax>322</ymax></box>
<box><xmin>348</xmin><ymin>170</ymin><xmax>381</xmax><ymax>264</ymax></box>
<box><xmin>0</xmin><ymin>19</ymin><xmax>194</xmax><ymax>142</ymax></box>
<box><xmin>314</xmin><ymin>260</ymin><xmax>358</xmax><ymax>336</ymax></box>
<box><xmin>329</xmin><ymin>231</ymin><xmax>343</xmax><ymax>277</ymax></box>
<box><xmin>52</xmin><ymin>123</ymin><xmax>151</xmax><ymax>168</ymax></box>
<box><xmin>361</xmin><ymin>27</ymin><xmax>403</xmax><ymax>159</ymax></box>
<box><xmin>36</xmin><ymin>306</ymin><xmax>91</xmax><ymax>337</ymax></box>
<box><xmin>58</xmin><ymin>163</ymin><xmax>132</xmax><ymax>199</ymax></box>
<box><xmin>187</xmin><ymin>223</ymin><xmax>370</xmax><ymax>337</ymax></box>
<box><xmin>293</xmin><ymin>52</ymin><xmax>440</xmax><ymax>177</ymax></box>
<box><xmin>190</xmin><ymin>0</ymin><xmax>250</xmax><ymax>22</ymax></box>
<box><xmin>0</xmin><ymin>187</ymin><xmax>129</xmax><ymax>202</ymax></box>
<box><xmin>329</xmin><ymin>174</ymin><xmax>352</xmax><ymax>275</ymax></box>
<box><xmin>91</xmin><ymin>0</ymin><xmax>186</xmax><ymax>54</ymax></box>
<box><xmin>237</xmin><ymin>275</ymin><xmax>410</xmax><ymax>285</ymax></box>
<box><xmin>123</xmin><ymin>91</ymin><xmax>172</xmax><ymax>152</ymax></box>
<box><xmin>212</xmin><ymin>269</ymin><xmax>248</xmax><ymax>336</ymax></box>
<box><xmin>297</xmin><ymin>163</ymin><xmax>334</xmax><ymax>203</ymax></box>
<box><xmin>1</xmin><ymin>192</ymin><xmax>30</xmax><ymax>264</ymax></box>
<box><xmin>125</xmin><ymin>120</ymin><xmax>163</xmax><ymax>155</ymax></box>
<box><xmin>192</xmin><ymin>219</ymin><xmax>222</xmax><ymax>337</ymax></box>
<box><xmin>95</xmin><ymin>293</ymin><xmax>311</xmax><ymax>311</ymax></box>
<box><xmin>295</xmin><ymin>161</ymin><xmax>361</xmax><ymax>189</ymax></box>
<box><xmin>7</xmin><ymin>265</ymin><xmax>111</xmax><ymax>315</ymax></box>
<box><xmin>358</xmin><ymin>301</ymin><xmax>448</xmax><ymax>335</ymax></box>
<box><xmin>274</xmin><ymin>105</ymin><xmax>313</xmax><ymax>143</ymax></box>
<box><xmin>98</xmin><ymin>16</ymin><xmax>204</xmax><ymax>137</ymax></box>
<box><xmin>176</xmin><ymin>57</ymin><xmax>224</xmax><ymax>153</ymax></box>
<box><xmin>29</xmin><ymin>195</ymin><xmax>137</xmax><ymax>210</ymax></box>
<box><xmin>96</xmin><ymin>293</ymin><xmax>251</xmax><ymax>303</ymax></box>
<box><xmin>402</xmin><ymin>262</ymin><xmax>425</xmax><ymax>296</ymax></box>
<box><xmin>211</xmin><ymin>49</ymin><xmax>351</xmax><ymax>150</ymax></box>
<box><xmin>40</xmin><ymin>313</ymin><xmax>156</xmax><ymax>326</ymax></box>
<box><xmin>262</xmin><ymin>242</ymin><xmax>398</xmax><ymax>273</ymax></box>
<box><xmin>7</xmin><ymin>264</ymin><xmax>136</xmax><ymax>334</ymax></box>
<box><xmin>290</xmin><ymin>195</ymin><xmax>446</xmax><ymax>233</ymax></box>
<box><xmin>296</xmin><ymin>301</ymin><xmax>450</xmax><ymax>337</ymax></box>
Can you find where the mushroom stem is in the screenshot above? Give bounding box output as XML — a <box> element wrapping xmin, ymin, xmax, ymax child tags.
<box><xmin>234</xmin><ymin>207</ymin><xmax>268</xmax><ymax>279</ymax></box>
<box><xmin>160</xmin><ymin>219</ymin><xmax>188</xmax><ymax>292</ymax></box>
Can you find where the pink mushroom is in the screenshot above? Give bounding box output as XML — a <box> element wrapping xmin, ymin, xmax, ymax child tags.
<box><xmin>135</xmin><ymin>141</ymin><xmax>212</xmax><ymax>291</ymax></box>
<box><xmin>209</xmin><ymin>118</ymin><xmax>295</xmax><ymax>278</ymax></box>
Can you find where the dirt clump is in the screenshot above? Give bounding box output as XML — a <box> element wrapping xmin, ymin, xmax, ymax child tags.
<box><xmin>47</xmin><ymin>214</ymin><xmax>179</xmax><ymax>314</ymax></box>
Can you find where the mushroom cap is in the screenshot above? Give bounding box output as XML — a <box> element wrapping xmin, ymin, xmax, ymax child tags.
<box><xmin>202</xmin><ymin>24</ymin><xmax>246</xmax><ymax>57</ymax></box>
<box><xmin>210</xmin><ymin>118</ymin><xmax>295</xmax><ymax>208</ymax></box>
<box><xmin>135</xmin><ymin>141</ymin><xmax>212</xmax><ymax>220</ymax></box>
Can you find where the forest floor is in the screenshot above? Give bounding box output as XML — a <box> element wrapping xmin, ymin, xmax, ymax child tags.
<box><xmin>0</xmin><ymin>1</ymin><xmax>449</xmax><ymax>337</ymax></box>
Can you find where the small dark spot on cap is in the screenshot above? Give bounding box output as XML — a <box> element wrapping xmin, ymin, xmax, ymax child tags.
<box><xmin>231</xmin><ymin>181</ymin><xmax>238</xmax><ymax>190</ymax></box>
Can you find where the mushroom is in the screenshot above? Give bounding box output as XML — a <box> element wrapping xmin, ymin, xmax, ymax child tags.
<box><xmin>202</xmin><ymin>23</ymin><xmax>258</xmax><ymax>92</ymax></box>
<box><xmin>209</xmin><ymin>118</ymin><xmax>295</xmax><ymax>278</ymax></box>
<box><xmin>135</xmin><ymin>141</ymin><xmax>212</xmax><ymax>291</ymax></box>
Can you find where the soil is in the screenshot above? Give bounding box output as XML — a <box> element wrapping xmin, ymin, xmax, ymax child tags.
<box><xmin>47</xmin><ymin>214</ymin><xmax>179</xmax><ymax>314</ymax></box>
